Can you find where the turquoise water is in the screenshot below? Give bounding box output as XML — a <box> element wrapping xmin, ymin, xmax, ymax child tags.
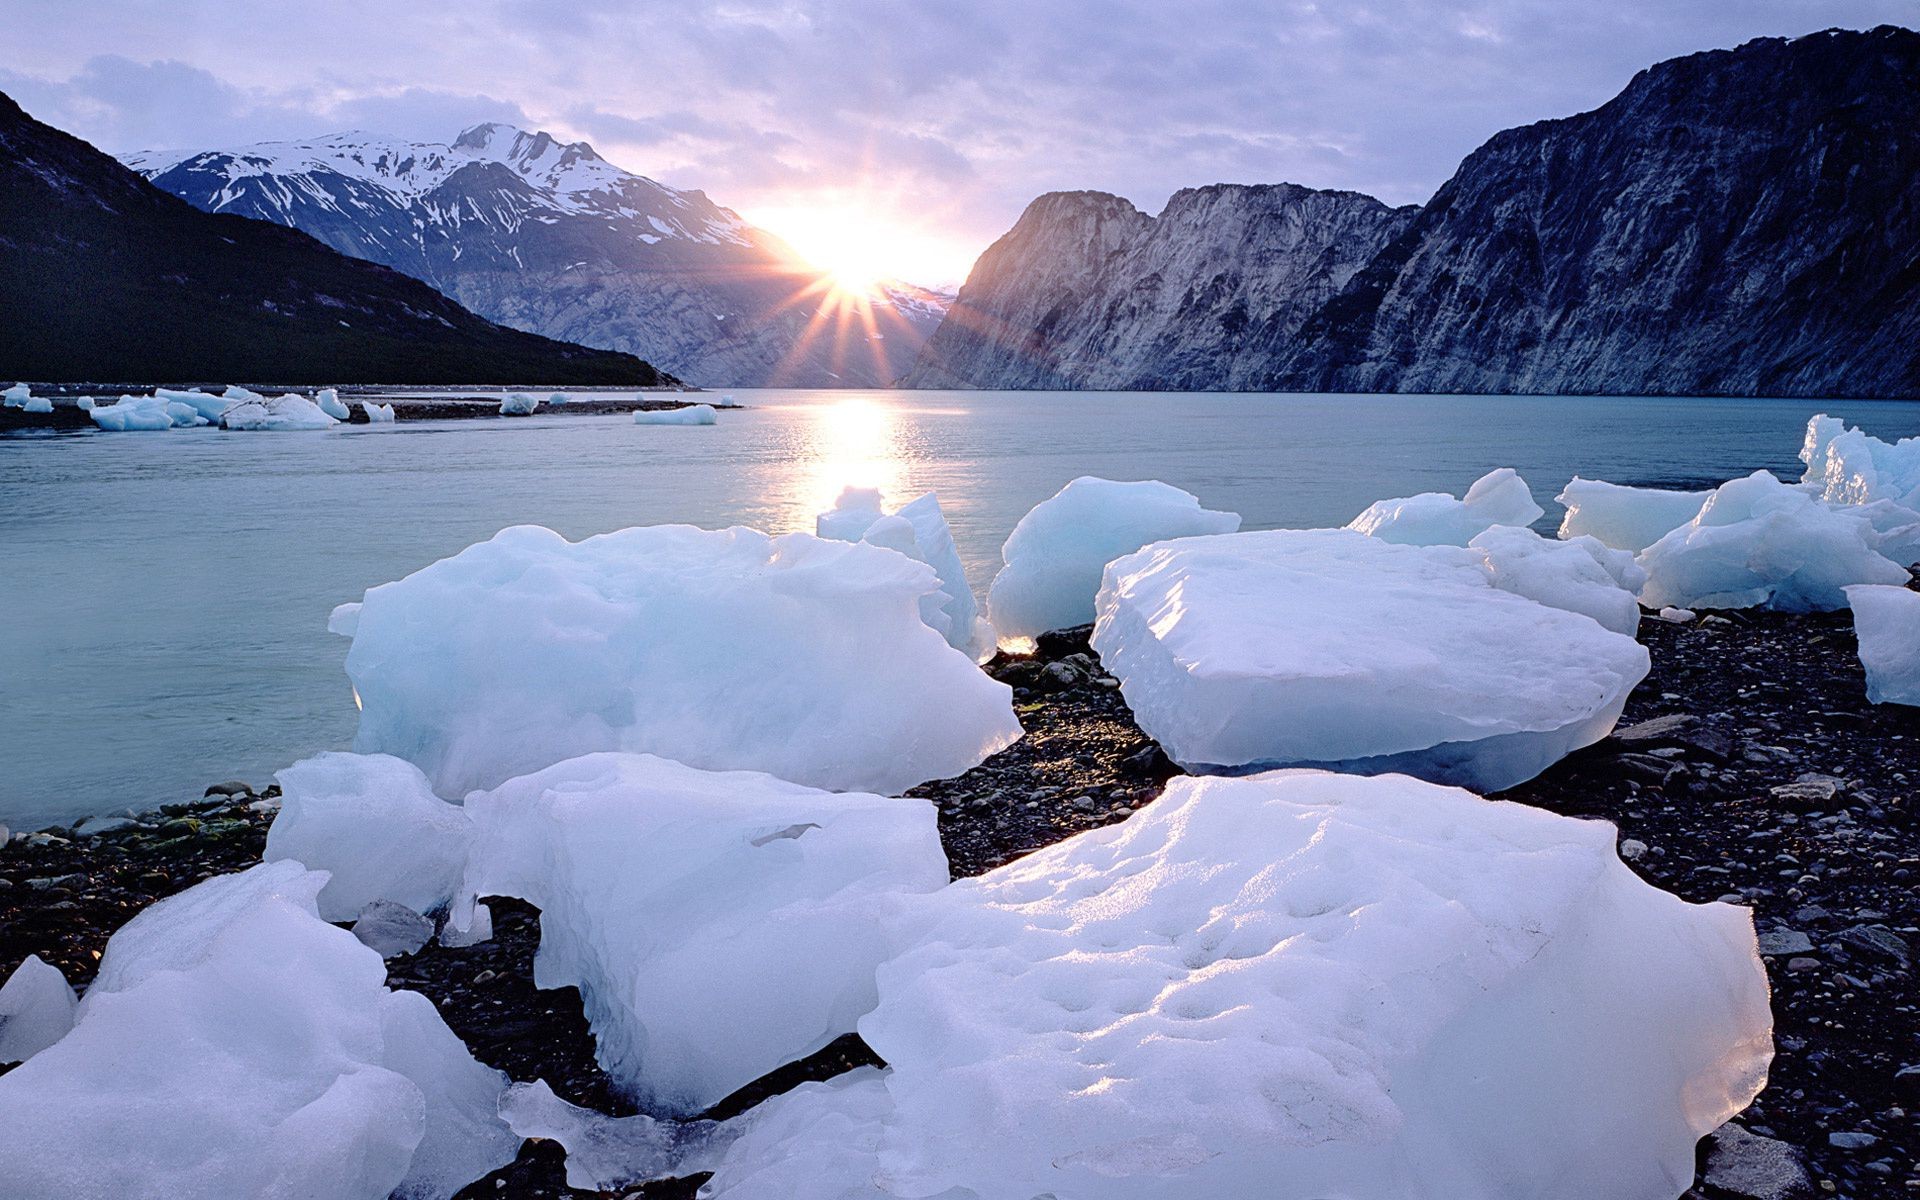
<box><xmin>4</xmin><ymin>389</ymin><xmax>1917</xmax><ymax>829</ymax></box>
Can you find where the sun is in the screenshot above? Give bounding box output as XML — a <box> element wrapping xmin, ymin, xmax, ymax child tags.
<box><xmin>749</xmin><ymin>204</ymin><xmax>899</xmax><ymax>299</ymax></box>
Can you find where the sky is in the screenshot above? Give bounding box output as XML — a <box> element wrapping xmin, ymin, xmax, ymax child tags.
<box><xmin>3</xmin><ymin>0</ymin><xmax>1914</xmax><ymax>285</ymax></box>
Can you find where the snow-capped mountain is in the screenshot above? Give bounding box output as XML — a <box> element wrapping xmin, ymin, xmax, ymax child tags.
<box><xmin>127</xmin><ymin>125</ymin><xmax>950</xmax><ymax>387</ymax></box>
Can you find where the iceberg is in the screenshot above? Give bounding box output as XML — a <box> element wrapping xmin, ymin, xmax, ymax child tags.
<box><xmin>88</xmin><ymin>395</ymin><xmax>193</xmax><ymax>432</ymax></box>
<box><xmin>0</xmin><ymin>862</ymin><xmax>518</xmax><ymax>1200</ymax></box>
<box><xmin>1557</xmin><ymin>477</ymin><xmax>1713</xmax><ymax>553</ymax></box>
<box><xmin>456</xmin><ymin>752</ymin><xmax>949</xmax><ymax>1115</ymax></box>
<box><xmin>499</xmin><ymin>392</ymin><xmax>540</xmax><ymax>416</ymax></box>
<box><xmin>316</xmin><ymin>387</ymin><xmax>351</xmax><ymax>420</ymax></box>
<box><xmin>988</xmin><ymin>477</ymin><xmax>1240</xmax><ymax>642</ymax></box>
<box><xmin>1091</xmin><ymin>529</ymin><xmax>1649</xmax><ymax>790</ymax></box>
<box><xmin>634</xmin><ymin>403</ymin><xmax>717</xmax><ymax>425</ymax></box>
<box><xmin>816</xmin><ymin>487</ymin><xmax>995</xmax><ymax>661</ymax></box>
<box><xmin>1470</xmin><ymin>525</ymin><xmax>1646</xmax><ymax>635</ymax></box>
<box><xmin>219</xmin><ymin>393</ymin><xmax>339</xmax><ymax>431</ymax></box>
<box><xmin>0</xmin><ymin>955</ymin><xmax>77</xmax><ymax>1064</ymax></box>
<box><xmin>1637</xmin><ymin>471</ymin><xmax>1910</xmax><ymax>612</ymax></box>
<box><xmin>1801</xmin><ymin>413</ymin><xmax>1920</xmax><ymax>509</ymax></box>
<box><xmin>363</xmin><ymin>401</ymin><xmax>397</xmax><ymax>423</ymax></box>
<box><xmin>338</xmin><ymin>524</ymin><xmax>1019</xmax><ymax>796</ymax></box>
<box><xmin>1845</xmin><ymin>584</ymin><xmax>1920</xmax><ymax>706</ymax></box>
<box><xmin>1347</xmin><ymin>466</ymin><xmax>1545</xmax><ymax>545</ymax></box>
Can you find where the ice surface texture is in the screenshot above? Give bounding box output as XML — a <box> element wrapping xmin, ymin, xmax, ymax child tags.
<box><xmin>338</xmin><ymin>524</ymin><xmax>1020</xmax><ymax>796</ymax></box>
<box><xmin>455</xmin><ymin>753</ymin><xmax>949</xmax><ymax>1116</ymax></box>
<box><xmin>220</xmin><ymin>392</ymin><xmax>340</xmax><ymax>431</ymax></box>
<box><xmin>0</xmin><ymin>955</ymin><xmax>76</xmax><ymax>1063</ymax></box>
<box><xmin>634</xmin><ymin>403</ymin><xmax>718</xmax><ymax>424</ymax></box>
<box><xmin>499</xmin><ymin>392</ymin><xmax>540</xmax><ymax>415</ymax></box>
<box><xmin>1557</xmin><ymin>478</ymin><xmax>1713</xmax><ymax>553</ymax></box>
<box><xmin>706</xmin><ymin>772</ymin><xmax>1773</xmax><ymax>1200</ymax></box>
<box><xmin>817</xmin><ymin>487</ymin><xmax>995</xmax><ymax>661</ymax></box>
<box><xmin>0</xmin><ymin>862</ymin><xmax>518</xmax><ymax>1199</ymax></box>
<box><xmin>1346</xmin><ymin>466</ymin><xmax>1544</xmax><ymax>545</ymax></box>
<box><xmin>988</xmin><ymin>477</ymin><xmax>1240</xmax><ymax>641</ymax></box>
<box><xmin>1092</xmin><ymin>529</ymin><xmax>1650</xmax><ymax>790</ymax></box>
<box><xmin>1846</xmin><ymin>584</ymin><xmax>1920</xmax><ymax>706</ymax></box>
<box><xmin>1801</xmin><ymin>413</ymin><xmax>1920</xmax><ymax>508</ymax></box>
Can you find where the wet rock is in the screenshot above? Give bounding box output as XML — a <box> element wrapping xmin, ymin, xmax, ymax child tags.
<box><xmin>1770</xmin><ymin>779</ymin><xmax>1841</xmax><ymax>807</ymax></box>
<box><xmin>202</xmin><ymin>780</ymin><xmax>253</xmax><ymax>798</ymax></box>
<box><xmin>1757</xmin><ymin>928</ymin><xmax>1815</xmax><ymax>957</ymax></box>
<box><xmin>1826</xmin><ymin>1131</ymin><xmax>1878</xmax><ymax>1150</ymax></box>
<box><xmin>351</xmin><ymin>899</ymin><xmax>433</xmax><ymax>958</ymax></box>
<box><xmin>1703</xmin><ymin>1124</ymin><xmax>1812</xmax><ymax>1199</ymax></box>
<box><xmin>1613</xmin><ymin>713</ymin><xmax>1698</xmax><ymax>743</ymax></box>
<box><xmin>1832</xmin><ymin>925</ymin><xmax>1910</xmax><ymax>970</ymax></box>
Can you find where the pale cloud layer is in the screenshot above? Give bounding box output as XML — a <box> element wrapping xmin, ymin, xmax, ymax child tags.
<box><xmin>2</xmin><ymin>0</ymin><xmax>1911</xmax><ymax>282</ymax></box>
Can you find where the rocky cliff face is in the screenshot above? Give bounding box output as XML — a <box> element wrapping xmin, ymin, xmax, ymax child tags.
<box><xmin>908</xmin><ymin>26</ymin><xmax>1920</xmax><ymax>399</ymax></box>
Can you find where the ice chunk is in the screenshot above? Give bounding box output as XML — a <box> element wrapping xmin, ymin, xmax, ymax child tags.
<box><xmin>88</xmin><ymin>395</ymin><xmax>182</xmax><ymax>432</ymax></box>
<box><xmin>267</xmin><ymin>752</ymin><xmax>473</xmax><ymax>921</ymax></box>
<box><xmin>1347</xmin><ymin>467</ymin><xmax>1544</xmax><ymax>545</ymax></box>
<box><xmin>1092</xmin><ymin>529</ymin><xmax>1649</xmax><ymax>790</ymax></box>
<box><xmin>1469</xmin><ymin>525</ymin><xmax>1645</xmax><ymax>635</ymax></box>
<box><xmin>817</xmin><ymin>487</ymin><xmax>995</xmax><ymax>661</ymax></box>
<box><xmin>1637</xmin><ymin>471</ymin><xmax>1909</xmax><ymax>612</ymax></box>
<box><xmin>155</xmin><ymin>388</ymin><xmax>237</xmax><ymax>424</ymax></box>
<box><xmin>339</xmin><ymin>524</ymin><xmax>1019</xmax><ymax>796</ymax></box>
<box><xmin>219</xmin><ymin>393</ymin><xmax>339</xmax><ymax>431</ymax></box>
<box><xmin>548</xmin><ymin>391</ymin><xmax>571</xmax><ymax>405</ymax></box>
<box><xmin>457</xmin><ymin>752</ymin><xmax>949</xmax><ymax>1115</ymax></box>
<box><xmin>499</xmin><ymin>392</ymin><xmax>540</xmax><ymax>416</ymax></box>
<box><xmin>803</xmin><ymin>771</ymin><xmax>1772</xmax><ymax>1200</ymax></box>
<box><xmin>1557</xmin><ymin>478</ymin><xmax>1713</xmax><ymax>552</ymax></box>
<box><xmin>439</xmin><ymin>901</ymin><xmax>492</xmax><ymax>948</ymax></box>
<box><xmin>0</xmin><ymin>862</ymin><xmax>518</xmax><ymax>1200</ymax></box>
<box><xmin>75</xmin><ymin>397</ymin><xmax>95</xmax><ymax>411</ymax></box>
<box><xmin>354</xmin><ymin>900</ymin><xmax>435</xmax><ymax>958</ymax></box>
<box><xmin>23</xmin><ymin>396</ymin><xmax>51</xmax><ymax>413</ymax></box>
<box><xmin>499</xmin><ymin>1079</ymin><xmax>734</xmax><ymax>1190</ymax></box>
<box><xmin>1801</xmin><ymin>414</ymin><xmax>1920</xmax><ymax>508</ymax></box>
<box><xmin>0</xmin><ymin>954</ymin><xmax>77</xmax><ymax>1063</ymax></box>
<box><xmin>634</xmin><ymin>403</ymin><xmax>717</xmax><ymax>425</ymax></box>
<box><xmin>988</xmin><ymin>477</ymin><xmax>1240</xmax><ymax>641</ymax></box>
<box><xmin>316</xmin><ymin>387</ymin><xmax>351</xmax><ymax>420</ymax></box>
<box><xmin>1</xmin><ymin>383</ymin><xmax>27</xmax><ymax>407</ymax></box>
<box><xmin>1845</xmin><ymin>585</ymin><xmax>1920</xmax><ymax>706</ymax></box>
<box><xmin>363</xmin><ymin>401</ymin><xmax>397</xmax><ymax>423</ymax></box>
<box><xmin>328</xmin><ymin>601</ymin><xmax>362</xmax><ymax>636</ymax></box>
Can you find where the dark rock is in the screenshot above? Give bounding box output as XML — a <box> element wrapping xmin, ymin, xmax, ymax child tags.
<box><xmin>203</xmin><ymin>781</ymin><xmax>253</xmax><ymax>798</ymax></box>
<box><xmin>1832</xmin><ymin>925</ymin><xmax>1910</xmax><ymax>970</ymax></box>
<box><xmin>1703</xmin><ymin>1124</ymin><xmax>1812</xmax><ymax>1199</ymax></box>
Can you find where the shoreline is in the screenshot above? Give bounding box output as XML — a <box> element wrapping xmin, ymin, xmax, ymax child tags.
<box><xmin>2</xmin><ymin>600</ymin><xmax>1916</xmax><ymax>1197</ymax></box>
<box><xmin>0</xmin><ymin>386</ymin><xmax>716</xmax><ymax>431</ymax></box>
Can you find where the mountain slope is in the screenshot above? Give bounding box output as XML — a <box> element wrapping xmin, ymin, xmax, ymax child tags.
<box><xmin>130</xmin><ymin>126</ymin><xmax>949</xmax><ymax>387</ymax></box>
<box><xmin>0</xmin><ymin>94</ymin><xmax>664</xmax><ymax>386</ymax></box>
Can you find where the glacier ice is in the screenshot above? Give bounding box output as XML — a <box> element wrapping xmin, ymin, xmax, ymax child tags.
<box><xmin>455</xmin><ymin>752</ymin><xmax>949</xmax><ymax>1115</ymax></box>
<box><xmin>1470</xmin><ymin>524</ymin><xmax>1646</xmax><ymax>635</ymax></box>
<box><xmin>548</xmin><ymin>391</ymin><xmax>572</xmax><ymax>405</ymax></box>
<box><xmin>338</xmin><ymin>523</ymin><xmax>1019</xmax><ymax>796</ymax></box>
<box><xmin>1845</xmin><ymin>584</ymin><xmax>1920</xmax><ymax>706</ymax></box>
<box><xmin>1557</xmin><ymin>477</ymin><xmax>1713</xmax><ymax>552</ymax></box>
<box><xmin>499</xmin><ymin>392</ymin><xmax>540</xmax><ymax>416</ymax></box>
<box><xmin>0</xmin><ymin>954</ymin><xmax>77</xmax><ymax>1064</ymax></box>
<box><xmin>1091</xmin><ymin>528</ymin><xmax>1649</xmax><ymax>790</ymax></box>
<box><xmin>634</xmin><ymin>403</ymin><xmax>718</xmax><ymax>425</ymax></box>
<box><xmin>499</xmin><ymin>1079</ymin><xmax>734</xmax><ymax>1190</ymax></box>
<box><xmin>1</xmin><ymin>383</ymin><xmax>27</xmax><ymax>407</ymax></box>
<box><xmin>23</xmin><ymin>396</ymin><xmax>51</xmax><ymax>413</ymax></box>
<box><xmin>1347</xmin><ymin>466</ymin><xmax>1545</xmax><ymax>545</ymax></box>
<box><xmin>88</xmin><ymin>394</ymin><xmax>191</xmax><ymax>432</ymax></box>
<box><xmin>1801</xmin><ymin>413</ymin><xmax>1920</xmax><ymax>509</ymax></box>
<box><xmin>316</xmin><ymin>387</ymin><xmax>351</xmax><ymax>420</ymax></box>
<box><xmin>1637</xmin><ymin>471</ymin><xmax>1910</xmax><ymax>612</ymax></box>
<box><xmin>220</xmin><ymin>392</ymin><xmax>339</xmax><ymax>431</ymax></box>
<box><xmin>155</xmin><ymin>388</ymin><xmax>236</xmax><ymax>424</ymax></box>
<box><xmin>816</xmin><ymin>486</ymin><xmax>995</xmax><ymax>661</ymax></box>
<box><xmin>266</xmin><ymin>752</ymin><xmax>472</xmax><ymax>922</ymax></box>
<box><xmin>987</xmin><ymin>476</ymin><xmax>1240</xmax><ymax>642</ymax></box>
<box><xmin>706</xmin><ymin>771</ymin><xmax>1770</xmax><ymax>1200</ymax></box>
<box><xmin>439</xmin><ymin>901</ymin><xmax>492</xmax><ymax>948</ymax></box>
<box><xmin>0</xmin><ymin>862</ymin><xmax>518</xmax><ymax>1200</ymax></box>
<box><xmin>328</xmin><ymin>600</ymin><xmax>361</xmax><ymax>636</ymax></box>
<box><xmin>354</xmin><ymin>900</ymin><xmax>435</xmax><ymax>958</ymax></box>
<box><xmin>363</xmin><ymin>400</ymin><xmax>397</xmax><ymax>423</ymax></box>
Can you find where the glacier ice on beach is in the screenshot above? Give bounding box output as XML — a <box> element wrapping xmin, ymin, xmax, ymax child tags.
<box><xmin>1557</xmin><ymin>477</ymin><xmax>1713</xmax><ymax>552</ymax></box>
<box><xmin>0</xmin><ymin>862</ymin><xmax>519</xmax><ymax>1200</ymax></box>
<box><xmin>363</xmin><ymin>401</ymin><xmax>397</xmax><ymax>423</ymax></box>
<box><xmin>548</xmin><ymin>392</ymin><xmax>572</xmax><ymax>405</ymax></box>
<box><xmin>266</xmin><ymin>752</ymin><xmax>472</xmax><ymax>922</ymax></box>
<box><xmin>219</xmin><ymin>392</ymin><xmax>339</xmax><ymax>431</ymax></box>
<box><xmin>499</xmin><ymin>1079</ymin><xmax>733</xmax><ymax>1191</ymax></box>
<box><xmin>817</xmin><ymin>487</ymin><xmax>995</xmax><ymax>661</ymax></box>
<box><xmin>1</xmin><ymin>383</ymin><xmax>27</xmax><ymax>407</ymax></box>
<box><xmin>456</xmin><ymin>752</ymin><xmax>949</xmax><ymax>1115</ymax></box>
<box><xmin>633</xmin><ymin>403</ymin><xmax>717</xmax><ymax>425</ymax></box>
<box><xmin>1092</xmin><ymin>528</ymin><xmax>1649</xmax><ymax>790</ymax></box>
<box><xmin>1637</xmin><ymin>471</ymin><xmax>1910</xmax><ymax>612</ymax></box>
<box><xmin>23</xmin><ymin>396</ymin><xmax>51</xmax><ymax>413</ymax></box>
<box><xmin>1845</xmin><ymin>584</ymin><xmax>1920</xmax><ymax>706</ymax></box>
<box><xmin>88</xmin><ymin>394</ymin><xmax>197</xmax><ymax>432</ymax></box>
<box><xmin>702</xmin><ymin>772</ymin><xmax>1772</xmax><ymax>1200</ymax></box>
<box><xmin>1470</xmin><ymin>525</ymin><xmax>1646</xmax><ymax>635</ymax></box>
<box><xmin>499</xmin><ymin>392</ymin><xmax>540</xmax><ymax>416</ymax></box>
<box><xmin>1801</xmin><ymin>414</ymin><xmax>1920</xmax><ymax>509</ymax></box>
<box><xmin>1346</xmin><ymin>466</ymin><xmax>1545</xmax><ymax>545</ymax></box>
<box><xmin>316</xmin><ymin>388</ymin><xmax>351</xmax><ymax>420</ymax></box>
<box><xmin>338</xmin><ymin>523</ymin><xmax>1019</xmax><ymax>796</ymax></box>
<box><xmin>987</xmin><ymin>477</ymin><xmax>1240</xmax><ymax>641</ymax></box>
<box><xmin>0</xmin><ymin>955</ymin><xmax>76</xmax><ymax>1064</ymax></box>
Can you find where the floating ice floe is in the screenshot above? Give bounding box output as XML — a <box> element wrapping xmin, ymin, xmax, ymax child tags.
<box><xmin>1092</xmin><ymin>528</ymin><xmax>1649</xmax><ymax>789</ymax></box>
<box><xmin>1347</xmin><ymin>466</ymin><xmax>1544</xmax><ymax>545</ymax></box>
<box><xmin>316</xmin><ymin>388</ymin><xmax>352</xmax><ymax>420</ymax></box>
<box><xmin>339</xmin><ymin>524</ymin><xmax>1019</xmax><ymax>796</ymax></box>
<box><xmin>1801</xmin><ymin>414</ymin><xmax>1920</xmax><ymax>509</ymax></box>
<box><xmin>1557</xmin><ymin>477</ymin><xmax>1714</xmax><ymax>553</ymax></box>
<box><xmin>1845</xmin><ymin>585</ymin><xmax>1920</xmax><ymax>706</ymax></box>
<box><xmin>88</xmin><ymin>394</ymin><xmax>201</xmax><ymax>432</ymax></box>
<box><xmin>0</xmin><ymin>955</ymin><xmax>77</xmax><ymax>1064</ymax></box>
<box><xmin>1637</xmin><ymin>471</ymin><xmax>1911</xmax><ymax>612</ymax></box>
<box><xmin>499</xmin><ymin>1079</ymin><xmax>733</xmax><ymax>1191</ymax></box>
<box><xmin>634</xmin><ymin>403</ymin><xmax>717</xmax><ymax>425</ymax></box>
<box><xmin>0</xmin><ymin>862</ymin><xmax>519</xmax><ymax>1200</ymax></box>
<box><xmin>220</xmin><ymin>392</ymin><xmax>340</xmax><ymax>431</ymax></box>
<box><xmin>499</xmin><ymin>392</ymin><xmax>540</xmax><ymax>416</ymax></box>
<box><xmin>702</xmin><ymin>771</ymin><xmax>1771</xmax><ymax>1200</ymax></box>
<box><xmin>988</xmin><ymin>477</ymin><xmax>1240</xmax><ymax>642</ymax></box>
<box><xmin>817</xmin><ymin>487</ymin><xmax>995</xmax><ymax>661</ymax></box>
<box><xmin>363</xmin><ymin>401</ymin><xmax>397</xmax><ymax>423</ymax></box>
<box><xmin>1471</xmin><ymin>525</ymin><xmax>1647</xmax><ymax>635</ymax></box>
<box><xmin>455</xmin><ymin>752</ymin><xmax>949</xmax><ymax>1115</ymax></box>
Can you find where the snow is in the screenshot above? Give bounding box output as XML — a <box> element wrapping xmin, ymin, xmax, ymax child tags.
<box><xmin>220</xmin><ymin>393</ymin><xmax>340</xmax><ymax>431</ymax></box>
<box><xmin>988</xmin><ymin>477</ymin><xmax>1240</xmax><ymax>641</ymax></box>
<box><xmin>1845</xmin><ymin>585</ymin><xmax>1920</xmax><ymax>706</ymax></box>
<box><xmin>1346</xmin><ymin>467</ymin><xmax>1545</xmax><ymax>545</ymax></box>
<box><xmin>89</xmin><ymin>395</ymin><xmax>192</xmax><ymax>432</ymax></box>
<box><xmin>336</xmin><ymin>523</ymin><xmax>1019</xmax><ymax>796</ymax></box>
<box><xmin>316</xmin><ymin>388</ymin><xmax>352</xmax><ymax>420</ymax></box>
<box><xmin>23</xmin><ymin>396</ymin><xmax>52</xmax><ymax>413</ymax></box>
<box><xmin>775</xmin><ymin>770</ymin><xmax>1772</xmax><ymax>1200</ymax></box>
<box><xmin>1091</xmin><ymin>529</ymin><xmax>1650</xmax><ymax>790</ymax></box>
<box><xmin>363</xmin><ymin>401</ymin><xmax>397</xmax><ymax>423</ymax></box>
<box><xmin>266</xmin><ymin>752</ymin><xmax>472</xmax><ymax>922</ymax></box>
<box><xmin>0</xmin><ymin>862</ymin><xmax>518</xmax><ymax>1199</ymax></box>
<box><xmin>816</xmin><ymin>487</ymin><xmax>995</xmax><ymax>661</ymax></box>
<box><xmin>633</xmin><ymin>403</ymin><xmax>717</xmax><ymax>425</ymax></box>
<box><xmin>454</xmin><ymin>752</ymin><xmax>949</xmax><ymax>1115</ymax></box>
<box><xmin>1557</xmin><ymin>478</ymin><xmax>1712</xmax><ymax>552</ymax></box>
<box><xmin>1800</xmin><ymin>413</ymin><xmax>1920</xmax><ymax>508</ymax></box>
<box><xmin>499</xmin><ymin>1079</ymin><xmax>733</xmax><ymax>1191</ymax></box>
<box><xmin>1470</xmin><ymin>525</ymin><xmax>1646</xmax><ymax>635</ymax></box>
<box><xmin>0</xmin><ymin>955</ymin><xmax>76</xmax><ymax>1064</ymax></box>
<box><xmin>1637</xmin><ymin>471</ymin><xmax>1910</xmax><ymax>612</ymax></box>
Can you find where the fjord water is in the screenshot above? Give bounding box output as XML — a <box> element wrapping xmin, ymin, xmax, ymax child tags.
<box><xmin>4</xmin><ymin>389</ymin><xmax>1917</xmax><ymax>829</ymax></box>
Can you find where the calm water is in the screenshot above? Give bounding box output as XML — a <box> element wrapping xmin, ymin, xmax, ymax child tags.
<box><xmin>4</xmin><ymin>389</ymin><xmax>1917</xmax><ymax>829</ymax></box>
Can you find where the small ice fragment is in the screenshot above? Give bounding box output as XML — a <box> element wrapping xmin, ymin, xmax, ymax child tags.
<box><xmin>328</xmin><ymin>601</ymin><xmax>362</xmax><ymax>637</ymax></box>
<box><xmin>315</xmin><ymin>388</ymin><xmax>351</xmax><ymax>420</ymax></box>
<box><xmin>1844</xmin><ymin>584</ymin><xmax>1920</xmax><ymax>706</ymax></box>
<box><xmin>499</xmin><ymin>1080</ymin><xmax>734</xmax><ymax>1190</ymax></box>
<box><xmin>362</xmin><ymin>402</ymin><xmax>396</xmax><ymax>423</ymax></box>
<box><xmin>23</xmin><ymin>396</ymin><xmax>52</xmax><ymax>413</ymax></box>
<box><xmin>499</xmin><ymin>392</ymin><xmax>540</xmax><ymax>416</ymax></box>
<box><xmin>633</xmin><ymin>404</ymin><xmax>717</xmax><ymax>425</ymax></box>
<box><xmin>353</xmin><ymin>899</ymin><xmax>435</xmax><ymax>958</ymax></box>
<box><xmin>440</xmin><ymin>902</ymin><xmax>492</xmax><ymax>948</ymax></box>
<box><xmin>1347</xmin><ymin>467</ymin><xmax>1544</xmax><ymax>545</ymax></box>
<box><xmin>1658</xmin><ymin>606</ymin><xmax>1696</xmax><ymax>623</ymax></box>
<box><xmin>1557</xmin><ymin>478</ymin><xmax>1712</xmax><ymax>552</ymax></box>
<box><xmin>0</xmin><ymin>955</ymin><xmax>77</xmax><ymax>1063</ymax></box>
